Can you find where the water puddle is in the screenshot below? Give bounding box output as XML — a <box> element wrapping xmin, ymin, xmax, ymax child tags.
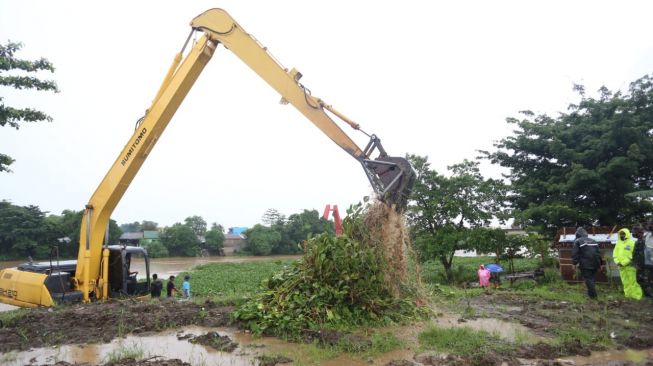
<box><xmin>562</xmin><ymin>348</ymin><xmax>653</xmax><ymax>365</ymax></box>
<box><xmin>6</xmin><ymin>326</ymin><xmax>257</xmax><ymax>366</ymax></box>
<box><xmin>434</xmin><ymin>315</ymin><xmax>544</xmax><ymax>343</ymax></box>
<box><xmin>3</xmin><ymin>325</ymin><xmax>416</xmax><ymax>366</ymax></box>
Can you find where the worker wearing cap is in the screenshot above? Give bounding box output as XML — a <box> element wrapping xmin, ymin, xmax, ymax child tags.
<box><xmin>613</xmin><ymin>228</ymin><xmax>643</xmax><ymax>300</ymax></box>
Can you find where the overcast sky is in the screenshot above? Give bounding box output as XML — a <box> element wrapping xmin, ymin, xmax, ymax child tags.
<box><xmin>1</xmin><ymin>0</ymin><xmax>652</xmax><ymax>230</ymax></box>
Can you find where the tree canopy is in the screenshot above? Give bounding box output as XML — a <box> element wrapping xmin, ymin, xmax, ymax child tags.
<box><xmin>1</xmin><ymin>41</ymin><xmax>59</xmax><ymax>172</ymax></box>
<box><xmin>482</xmin><ymin>75</ymin><xmax>653</xmax><ymax>231</ymax></box>
<box><xmin>406</xmin><ymin>156</ymin><xmax>508</xmax><ymax>279</ymax></box>
<box><xmin>0</xmin><ymin>202</ymin><xmax>121</xmax><ymax>260</ymax></box>
<box><xmin>160</xmin><ymin>223</ymin><xmax>200</xmax><ymax>257</ymax></box>
<box><xmin>204</xmin><ymin>223</ymin><xmax>225</xmax><ymax>254</ymax></box>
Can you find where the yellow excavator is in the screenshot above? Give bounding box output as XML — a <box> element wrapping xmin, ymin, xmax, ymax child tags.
<box><xmin>0</xmin><ymin>8</ymin><xmax>415</xmax><ymax>308</ymax></box>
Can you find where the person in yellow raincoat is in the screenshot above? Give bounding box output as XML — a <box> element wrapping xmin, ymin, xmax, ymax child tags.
<box><xmin>613</xmin><ymin>228</ymin><xmax>643</xmax><ymax>300</ymax></box>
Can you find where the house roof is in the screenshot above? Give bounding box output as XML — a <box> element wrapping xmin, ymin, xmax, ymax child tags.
<box><xmin>558</xmin><ymin>233</ymin><xmax>618</xmax><ymax>244</ymax></box>
<box><xmin>120</xmin><ymin>232</ymin><xmax>143</xmax><ymax>240</ymax></box>
<box><xmin>143</xmin><ymin>230</ymin><xmax>159</xmax><ymax>239</ymax></box>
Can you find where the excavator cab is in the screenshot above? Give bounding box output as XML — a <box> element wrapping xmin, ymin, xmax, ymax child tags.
<box><xmin>107</xmin><ymin>245</ymin><xmax>151</xmax><ymax>296</ymax></box>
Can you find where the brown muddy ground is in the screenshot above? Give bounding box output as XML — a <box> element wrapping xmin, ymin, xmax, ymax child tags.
<box><xmin>0</xmin><ymin>299</ymin><xmax>232</xmax><ymax>353</ymax></box>
<box><xmin>467</xmin><ymin>292</ymin><xmax>653</xmax><ymax>357</ymax></box>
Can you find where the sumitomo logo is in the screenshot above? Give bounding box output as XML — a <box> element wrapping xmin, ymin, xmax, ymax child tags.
<box><xmin>121</xmin><ymin>127</ymin><xmax>148</xmax><ymax>166</ymax></box>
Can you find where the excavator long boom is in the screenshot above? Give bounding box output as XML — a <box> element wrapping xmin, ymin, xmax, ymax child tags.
<box><xmin>73</xmin><ymin>8</ymin><xmax>414</xmax><ymax>303</ymax></box>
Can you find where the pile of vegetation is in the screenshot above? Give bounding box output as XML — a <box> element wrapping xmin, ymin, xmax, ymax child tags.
<box><xmin>233</xmin><ymin>200</ymin><xmax>427</xmax><ymax>337</ymax></box>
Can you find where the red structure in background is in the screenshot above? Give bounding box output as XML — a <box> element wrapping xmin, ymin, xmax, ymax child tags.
<box><xmin>323</xmin><ymin>204</ymin><xmax>342</xmax><ymax>236</ymax></box>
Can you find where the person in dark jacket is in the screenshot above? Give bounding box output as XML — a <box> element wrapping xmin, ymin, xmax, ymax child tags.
<box><xmin>150</xmin><ymin>273</ymin><xmax>163</xmax><ymax>298</ymax></box>
<box><xmin>633</xmin><ymin>227</ymin><xmax>652</xmax><ymax>298</ymax></box>
<box><xmin>166</xmin><ymin>275</ymin><xmax>177</xmax><ymax>298</ymax></box>
<box><xmin>571</xmin><ymin>227</ymin><xmax>604</xmax><ymax>299</ymax></box>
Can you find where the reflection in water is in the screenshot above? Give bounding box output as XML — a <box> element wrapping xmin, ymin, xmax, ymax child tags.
<box><xmin>565</xmin><ymin>348</ymin><xmax>653</xmax><ymax>365</ymax></box>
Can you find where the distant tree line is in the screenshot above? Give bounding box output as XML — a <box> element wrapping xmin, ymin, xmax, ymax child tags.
<box><xmin>0</xmin><ymin>201</ymin><xmax>120</xmax><ymax>260</ymax></box>
<box><xmin>243</xmin><ymin>208</ymin><xmax>335</xmax><ymax>255</ymax></box>
<box><xmin>0</xmin><ymin>200</ymin><xmax>337</xmax><ymax>261</ymax></box>
<box><xmin>138</xmin><ymin>216</ymin><xmax>226</xmax><ymax>258</ymax></box>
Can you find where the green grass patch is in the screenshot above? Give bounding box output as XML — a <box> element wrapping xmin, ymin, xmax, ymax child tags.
<box><xmin>104</xmin><ymin>342</ymin><xmax>144</xmax><ymax>365</ymax></box>
<box><xmin>554</xmin><ymin>326</ymin><xmax>612</xmax><ymax>350</ymax></box>
<box><xmin>418</xmin><ymin>326</ymin><xmax>512</xmax><ymax>358</ymax></box>
<box><xmin>0</xmin><ymin>307</ymin><xmax>29</xmax><ymax>327</ymax></box>
<box><xmin>367</xmin><ymin>331</ymin><xmax>405</xmax><ymax>356</ymax></box>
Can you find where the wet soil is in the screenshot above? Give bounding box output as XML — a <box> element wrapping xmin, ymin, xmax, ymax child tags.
<box><xmin>466</xmin><ymin>292</ymin><xmax>653</xmax><ymax>358</ymax></box>
<box><xmin>255</xmin><ymin>355</ymin><xmax>293</xmax><ymax>366</ymax></box>
<box><xmin>187</xmin><ymin>331</ymin><xmax>238</xmax><ymax>352</ymax></box>
<box><xmin>0</xmin><ymin>299</ymin><xmax>232</xmax><ymax>353</ymax></box>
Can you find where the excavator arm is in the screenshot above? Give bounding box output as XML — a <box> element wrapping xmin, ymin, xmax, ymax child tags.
<box><xmin>191</xmin><ymin>9</ymin><xmax>415</xmax><ymax>208</ymax></box>
<box><xmin>69</xmin><ymin>8</ymin><xmax>414</xmax><ymax>303</ymax></box>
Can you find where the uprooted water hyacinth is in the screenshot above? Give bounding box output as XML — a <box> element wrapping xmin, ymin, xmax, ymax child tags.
<box><xmin>233</xmin><ymin>200</ymin><xmax>428</xmax><ymax>337</ymax></box>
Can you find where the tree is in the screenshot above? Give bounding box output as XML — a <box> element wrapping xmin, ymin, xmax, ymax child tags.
<box><xmin>1</xmin><ymin>41</ymin><xmax>59</xmax><ymax>172</ymax></box>
<box><xmin>120</xmin><ymin>221</ymin><xmax>142</xmax><ymax>233</ymax></box>
<box><xmin>262</xmin><ymin>208</ymin><xmax>286</xmax><ymax>226</ymax></box>
<box><xmin>245</xmin><ymin>224</ymin><xmax>280</xmax><ymax>255</ymax></box>
<box><xmin>46</xmin><ymin>209</ymin><xmax>121</xmax><ymax>258</ymax></box>
<box><xmin>482</xmin><ymin>76</ymin><xmax>653</xmax><ymax>233</ymax></box>
<box><xmin>0</xmin><ymin>202</ymin><xmax>122</xmax><ymax>260</ymax></box>
<box><xmin>142</xmin><ymin>241</ymin><xmax>169</xmax><ymax>258</ymax></box>
<box><xmin>160</xmin><ymin>223</ymin><xmax>200</xmax><ymax>257</ymax></box>
<box><xmin>204</xmin><ymin>223</ymin><xmax>225</xmax><ymax>254</ymax></box>
<box><xmin>407</xmin><ymin>155</ymin><xmax>508</xmax><ymax>280</ymax></box>
<box><xmin>279</xmin><ymin>209</ymin><xmax>333</xmax><ymax>254</ymax></box>
<box><xmin>184</xmin><ymin>215</ymin><xmax>207</xmax><ymax>239</ymax></box>
<box><xmin>141</xmin><ymin>220</ymin><xmax>158</xmax><ymax>231</ymax></box>
<box><xmin>471</xmin><ymin>228</ymin><xmax>508</xmax><ymax>262</ymax></box>
<box><xmin>0</xmin><ymin>200</ymin><xmax>48</xmax><ymax>259</ymax></box>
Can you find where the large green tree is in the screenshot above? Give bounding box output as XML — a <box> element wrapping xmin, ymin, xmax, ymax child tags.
<box><xmin>1</xmin><ymin>41</ymin><xmax>59</xmax><ymax>172</ymax></box>
<box><xmin>184</xmin><ymin>215</ymin><xmax>207</xmax><ymax>239</ymax></box>
<box><xmin>0</xmin><ymin>203</ymin><xmax>121</xmax><ymax>260</ymax></box>
<box><xmin>407</xmin><ymin>156</ymin><xmax>508</xmax><ymax>280</ymax></box>
<box><xmin>261</xmin><ymin>208</ymin><xmax>286</xmax><ymax>226</ymax></box>
<box><xmin>160</xmin><ymin>223</ymin><xmax>200</xmax><ymax>257</ymax></box>
<box><xmin>245</xmin><ymin>224</ymin><xmax>280</xmax><ymax>255</ymax></box>
<box><xmin>204</xmin><ymin>222</ymin><xmax>225</xmax><ymax>254</ymax></box>
<box><xmin>482</xmin><ymin>76</ymin><xmax>653</xmax><ymax>232</ymax></box>
<box><xmin>276</xmin><ymin>209</ymin><xmax>333</xmax><ymax>254</ymax></box>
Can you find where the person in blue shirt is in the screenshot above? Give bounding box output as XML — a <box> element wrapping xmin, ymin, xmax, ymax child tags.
<box><xmin>182</xmin><ymin>275</ymin><xmax>191</xmax><ymax>299</ymax></box>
